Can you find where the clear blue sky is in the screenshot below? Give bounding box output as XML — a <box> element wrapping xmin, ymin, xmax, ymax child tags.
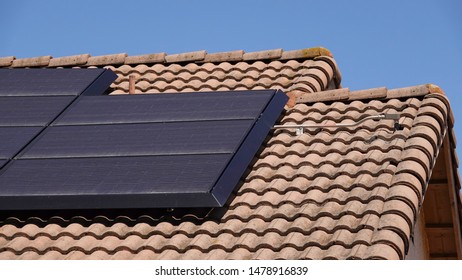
<box><xmin>1</xmin><ymin>0</ymin><xmax>461</xmax><ymax>154</ymax></box>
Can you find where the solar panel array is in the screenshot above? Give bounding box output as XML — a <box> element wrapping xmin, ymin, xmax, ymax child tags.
<box><xmin>0</xmin><ymin>69</ymin><xmax>287</xmax><ymax>210</ymax></box>
<box><xmin>0</xmin><ymin>68</ymin><xmax>115</xmax><ymax>169</ymax></box>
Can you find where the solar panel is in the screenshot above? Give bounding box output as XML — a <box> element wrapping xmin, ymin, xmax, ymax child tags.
<box><xmin>0</xmin><ymin>96</ymin><xmax>74</xmax><ymax>126</ymax></box>
<box><xmin>0</xmin><ymin>155</ymin><xmax>230</xmax><ymax>209</ymax></box>
<box><xmin>20</xmin><ymin>120</ymin><xmax>254</xmax><ymax>158</ymax></box>
<box><xmin>0</xmin><ymin>69</ymin><xmax>287</xmax><ymax>210</ymax></box>
<box><xmin>53</xmin><ymin>91</ymin><xmax>274</xmax><ymax>125</ymax></box>
<box><xmin>0</xmin><ymin>68</ymin><xmax>116</xmax><ymax>96</ymax></box>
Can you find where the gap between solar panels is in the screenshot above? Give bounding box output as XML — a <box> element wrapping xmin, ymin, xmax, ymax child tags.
<box><xmin>0</xmin><ymin>68</ymin><xmax>288</xmax><ymax>210</ymax></box>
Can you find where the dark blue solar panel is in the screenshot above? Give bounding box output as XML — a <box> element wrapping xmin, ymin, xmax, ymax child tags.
<box><xmin>0</xmin><ymin>96</ymin><xmax>74</xmax><ymax>126</ymax></box>
<box><xmin>0</xmin><ymin>155</ymin><xmax>229</xmax><ymax>209</ymax></box>
<box><xmin>20</xmin><ymin>120</ymin><xmax>254</xmax><ymax>158</ymax></box>
<box><xmin>0</xmin><ymin>68</ymin><xmax>112</xmax><ymax>96</ymax></box>
<box><xmin>0</xmin><ymin>127</ymin><xmax>42</xmax><ymax>159</ymax></box>
<box><xmin>53</xmin><ymin>91</ymin><xmax>274</xmax><ymax>125</ymax></box>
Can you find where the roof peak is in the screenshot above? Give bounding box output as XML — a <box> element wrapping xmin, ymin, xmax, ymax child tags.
<box><xmin>294</xmin><ymin>84</ymin><xmax>448</xmax><ymax>105</ymax></box>
<box><xmin>0</xmin><ymin>47</ymin><xmax>333</xmax><ymax>68</ymax></box>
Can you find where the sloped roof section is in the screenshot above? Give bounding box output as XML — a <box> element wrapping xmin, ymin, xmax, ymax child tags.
<box><xmin>0</xmin><ymin>47</ymin><xmax>460</xmax><ymax>260</ymax></box>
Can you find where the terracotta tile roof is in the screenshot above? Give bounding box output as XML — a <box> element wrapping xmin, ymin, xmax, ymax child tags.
<box><xmin>0</xmin><ymin>47</ymin><xmax>341</xmax><ymax>95</ymax></box>
<box><xmin>0</xmin><ymin>47</ymin><xmax>460</xmax><ymax>259</ymax></box>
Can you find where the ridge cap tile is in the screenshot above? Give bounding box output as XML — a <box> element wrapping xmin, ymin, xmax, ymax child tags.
<box><xmin>203</xmin><ymin>50</ymin><xmax>244</xmax><ymax>63</ymax></box>
<box><xmin>296</xmin><ymin>88</ymin><xmax>349</xmax><ymax>103</ymax></box>
<box><xmin>48</xmin><ymin>54</ymin><xmax>90</xmax><ymax>67</ymax></box>
<box><xmin>386</xmin><ymin>85</ymin><xmax>430</xmax><ymax>99</ymax></box>
<box><xmin>426</xmin><ymin>83</ymin><xmax>444</xmax><ymax>95</ymax></box>
<box><xmin>165</xmin><ymin>50</ymin><xmax>207</xmax><ymax>63</ymax></box>
<box><xmin>11</xmin><ymin>55</ymin><xmax>52</xmax><ymax>68</ymax></box>
<box><xmin>86</xmin><ymin>53</ymin><xmax>127</xmax><ymax>66</ymax></box>
<box><xmin>281</xmin><ymin>47</ymin><xmax>333</xmax><ymax>60</ymax></box>
<box><xmin>292</xmin><ymin>84</ymin><xmax>449</xmax><ymax>105</ymax></box>
<box><xmin>243</xmin><ymin>48</ymin><xmax>283</xmax><ymax>61</ymax></box>
<box><xmin>125</xmin><ymin>53</ymin><xmax>166</xmax><ymax>65</ymax></box>
<box><xmin>0</xmin><ymin>56</ymin><xmax>15</xmax><ymax>67</ymax></box>
<box><xmin>348</xmin><ymin>87</ymin><xmax>387</xmax><ymax>101</ymax></box>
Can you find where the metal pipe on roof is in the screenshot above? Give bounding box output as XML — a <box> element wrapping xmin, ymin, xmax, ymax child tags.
<box><xmin>128</xmin><ymin>75</ymin><xmax>136</xmax><ymax>94</ymax></box>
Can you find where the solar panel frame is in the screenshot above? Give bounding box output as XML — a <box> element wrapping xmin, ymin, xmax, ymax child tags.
<box><xmin>209</xmin><ymin>90</ymin><xmax>288</xmax><ymax>205</ymax></box>
<box><xmin>80</xmin><ymin>69</ymin><xmax>118</xmax><ymax>96</ymax></box>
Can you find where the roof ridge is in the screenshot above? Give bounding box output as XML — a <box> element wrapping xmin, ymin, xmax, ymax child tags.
<box><xmin>296</xmin><ymin>84</ymin><xmax>447</xmax><ymax>104</ymax></box>
<box><xmin>0</xmin><ymin>47</ymin><xmax>333</xmax><ymax>68</ymax></box>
